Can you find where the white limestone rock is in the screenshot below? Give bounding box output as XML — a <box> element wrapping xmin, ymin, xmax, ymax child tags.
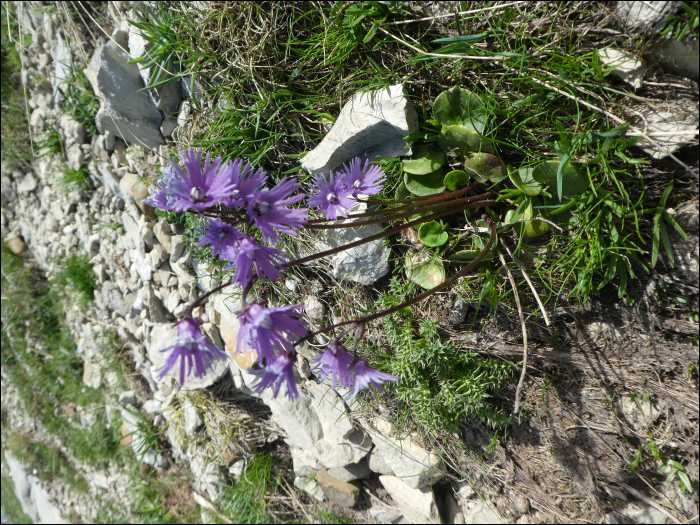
<box><xmin>301</xmin><ymin>84</ymin><xmax>418</xmax><ymax>176</ymax></box>
<box><xmin>379</xmin><ymin>474</ymin><xmax>441</xmax><ymax>524</ymax></box>
<box><xmin>368</xmin><ymin>418</ymin><xmax>446</xmax><ymax>488</ymax></box>
<box><xmin>599</xmin><ymin>49</ymin><xmax>646</xmax><ymax>89</ymax></box>
<box><xmin>616</xmin><ymin>1</ymin><xmax>680</xmax><ymax>35</ymax></box>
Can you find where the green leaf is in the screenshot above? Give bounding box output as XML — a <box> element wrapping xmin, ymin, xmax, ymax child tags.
<box><xmin>663</xmin><ymin>211</ymin><xmax>688</xmax><ymax>241</ymax></box>
<box><xmin>532</xmin><ymin>161</ymin><xmax>588</xmax><ymax>198</ymax></box>
<box><xmin>418</xmin><ymin>221</ymin><xmax>448</xmax><ymax>247</ymax></box>
<box><xmin>659</xmin><ymin>220</ymin><xmax>674</xmax><ymax>267</ymax></box>
<box><xmin>395</xmin><ymin>182</ymin><xmax>411</xmax><ymax>201</ymax></box>
<box><xmin>364</xmin><ymin>20</ymin><xmax>380</xmax><ymax>43</ymax></box>
<box><xmin>405</xmin><ymin>252</ymin><xmax>445</xmax><ymax>290</ymax></box>
<box><xmin>519</xmin><ymin>200</ymin><xmax>551</xmax><ymax>238</ymax></box>
<box><xmin>403</xmin><ymin>145</ymin><xmax>445</xmax><ymax>174</ymax></box>
<box><xmin>438</xmin><ymin>125</ymin><xmax>494</xmax><ymax>156</ymax></box>
<box><xmin>678</xmin><ymin>471</ymin><xmax>693</xmax><ymax>493</ymax></box>
<box><xmin>463</xmin><ymin>152</ymin><xmax>506</xmax><ymax>184</ymax></box>
<box><xmin>433</xmin><ymin>86</ymin><xmax>487</xmax><ymax>133</ymax></box>
<box><xmin>450</xmin><ymin>249</ymin><xmax>481</xmax><ymax>262</ymax></box>
<box><xmin>619</xmin><ymin>265</ymin><xmax>628</xmax><ymax>297</ymax></box>
<box><xmin>652</xmin><ymin>211</ymin><xmax>662</xmax><ymax>268</ymax></box>
<box><xmin>404</xmin><ymin>170</ymin><xmax>445</xmax><ymax>196</ymax></box>
<box><xmin>443</xmin><ymin>170</ymin><xmax>469</xmax><ymax>191</ymax></box>
<box><xmin>629</xmin><ymin>447</ymin><xmax>643</xmax><ymax>472</ymax></box>
<box><xmin>510</xmin><ymin>167</ymin><xmax>543</xmax><ymax>196</ymax></box>
<box><xmin>659</xmin><ymin>181</ymin><xmax>674</xmax><ymax>208</ymax></box>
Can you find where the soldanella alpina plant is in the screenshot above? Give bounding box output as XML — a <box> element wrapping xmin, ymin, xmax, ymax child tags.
<box><xmin>145</xmin><ymin>145</ymin><xmax>497</xmax><ymax>402</ymax></box>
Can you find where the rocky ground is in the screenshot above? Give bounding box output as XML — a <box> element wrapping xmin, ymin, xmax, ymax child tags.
<box><xmin>1</xmin><ymin>1</ymin><xmax>699</xmax><ymax>524</ymax></box>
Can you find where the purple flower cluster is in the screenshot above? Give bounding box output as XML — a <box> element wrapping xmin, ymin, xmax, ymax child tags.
<box><xmin>308</xmin><ymin>158</ymin><xmax>385</xmax><ymax>220</ymax></box>
<box><xmin>147</xmin><ymin>148</ymin><xmax>398</xmax><ymax>401</ymax></box>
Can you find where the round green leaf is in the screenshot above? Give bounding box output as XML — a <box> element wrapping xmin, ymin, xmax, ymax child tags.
<box><xmin>438</xmin><ymin>125</ymin><xmax>494</xmax><ymax>156</ymax></box>
<box><xmin>433</xmin><ymin>87</ymin><xmax>487</xmax><ymax>133</ymax></box>
<box><xmin>404</xmin><ymin>169</ymin><xmax>445</xmax><ymax>196</ymax></box>
<box><xmin>405</xmin><ymin>252</ymin><xmax>445</xmax><ymax>290</ymax></box>
<box><xmin>443</xmin><ymin>170</ymin><xmax>469</xmax><ymax>191</ymax></box>
<box><xmin>418</xmin><ymin>221</ymin><xmax>448</xmax><ymax>247</ymax></box>
<box><xmin>509</xmin><ymin>167</ymin><xmax>542</xmax><ymax>196</ymax></box>
<box><xmin>519</xmin><ymin>200</ymin><xmax>551</xmax><ymax>238</ymax></box>
<box><xmin>532</xmin><ymin>161</ymin><xmax>588</xmax><ymax>198</ymax></box>
<box><xmin>463</xmin><ymin>152</ymin><xmax>506</xmax><ymax>184</ymax></box>
<box><xmin>395</xmin><ymin>182</ymin><xmax>411</xmax><ymax>201</ymax></box>
<box><xmin>403</xmin><ymin>144</ymin><xmax>445</xmax><ymax>175</ymax></box>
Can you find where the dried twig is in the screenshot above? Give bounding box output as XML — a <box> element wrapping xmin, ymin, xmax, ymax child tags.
<box><xmin>378</xmin><ymin>27</ymin><xmax>510</xmax><ymax>61</ymax></box>
<box><xmin>497</xmin><ymin>248</ymin><xmax>528</xmax><ymax>417</ymax></box>
<box><xmin>500</xmin><ymin>239</ymin><xmax>550</xmax><ymax>326</ymax></box>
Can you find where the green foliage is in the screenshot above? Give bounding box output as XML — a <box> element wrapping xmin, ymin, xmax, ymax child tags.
<box><xmin>630</xmin><ymin>435</ymin><xmax>694</xmax><ymax>493</ymax></box>
<box><xmin>375</xmin><ymin>278</ymin><xmax>514</xmax><ymax>433</ymax></box>
<box><xmin>418</xmin><ymin>220</ymin><xmax>448</xmax><ymax>247</ymax></box>
<box><xmin>217</xmin><ymin>454</ymin><xmax>276</xmax><ymax>524</ymax></box>
<box><xmin>35</xmin><ymin>123</ymin><xmax>65</xmax><ymax>159</ymax></box>
<box><xmin>53</xmin><ymin>254</ymin><xmax>97</xmax><ymax>310</ymax></box>
<box><xmin>61</xmin><ymin>67</ymin><xmax>99</xmax><ymax>138</ymax></box>
<box><xmin>405</xmin><ymin>251</ymin><xmax>445</xmax><ymax>290</ymax></box>
<box><xmin>651</xmin><ymin>182</ymin><xmax>687</xmax><ymax>269</ymax></box>
<box><xmin>60</xmin><ymin>166</ymin><xmax>93</xmax><ymax>192</ymax></box>
<box><xmin>660</xmin><ymin>1</ymin><xmax>700</xmax><ymax>40</ymax></box>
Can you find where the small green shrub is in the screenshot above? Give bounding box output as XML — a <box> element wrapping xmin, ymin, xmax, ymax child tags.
<box><xmin>61</xmin><ymin>67</ymin><xmax>100</xmax><ymax>138</ymax></box>
<box><xmin>217</xmin><ymin>454</ymin><xmax>275</xmax><ymax>524</ymax></box>
<box><xmin>60</xmin><ymin>166</ymin><xmax>93</xmax><ymax>192</ymax></box>
<box><xmin>53</xmin><ymin>254</ymin><xmax>97</xmax><ymax>309</ymax></box>
<box><xmin>375</xmin><ymin>278</ymin><xmax>514</xmax><ymax>434</ymax></box>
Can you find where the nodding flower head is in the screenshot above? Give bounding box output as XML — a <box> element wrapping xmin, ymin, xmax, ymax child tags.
<box><xmin>339</xmin><ymin>157</ymin><xmax>385</xmax><ymax>197</ymax></box>
<box><xmin>223</xmin><ymin>236</ymin><xmax>286</xmax><ymax>287</ymax></box>
<box><xmin>222</xmin><ymin>159</ymin><xmax>268</xmax><ymax>208</ymax></box>
<box><xmin>156</xmin><ymin>318</ymin><xmax>229</xmax><ymax>385</ymax></box>
<box><xmin>342</xmin><ymin>358</ymin><xmax>399</xmax><ymax>406</ymax></box>
<box><xmin>249</xmin><ymin>351</ymin><xmax>299</xmax><ymax>401</ymax></box>
<box><xmin>236</xmin><ymin>303</ymin><xmax>308</xmax><ymax>365</ymax></box>
<box><xmin>245</xmin><ymin>177</ymin><xmax>307</xmax><ymax>244</ymax></box>
<box><xmin>308</xmin><ymin>171</ymin><xmax>355</xmax><ymax>220</ymax></box>
<box><xmin>312</xmin><ymin>341</ymin><xmax>355</xmax><ymax>391</ymax></box>
<box><xmin>196</xmin><ymin>218</ymin><xmax>243</xmax><ymax>258</ymax></box>
<box><xmin>150</xmin><ymin>148</ymin><xmax>235</xmax><ymax>212</ymax></box>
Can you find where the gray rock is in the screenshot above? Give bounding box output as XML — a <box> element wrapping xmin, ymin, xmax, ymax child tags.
<box><xmin>104</xmin><ymin>130</ymin><xmax>116</xmax><ymax>150</ymax></box>
<box><xmin>443</xmin><ymin>493</ymin><xmax>466</xmax><ymax>524</ymax></box>
<box><xmin>304</xmin><ymin>295</ymin><xmax>326</xmax><ymax>320</ymax></box>
<box><xmin>616</xmin><ymin>1</ymin><xmax>680</xmax><ymax>35</ymax></box>
<box><xmin>59</xmin><ymin>114</ymin><xmax>85</xmax><ymax>145</ymax></box>
<box><xmin>83</xmin><ymin>360</ymin><xmax>102</xmax><ymax>389</ymax></box>
<box><xmin>102</xmin><ymin>280</ymin><xmax>126</xmax><ymax>315</ymax></box>
<box><xmin>368</xmin><ymin>418</ymin><xmax>446</xmax><ymax>488</ymax></box>
<box><xmin>463</xmin><ymin>501</ymin><xmax>505</xmax><ymax>524</ymax></box>
<box><xmin>145</xmin><ymin>283</ymin><xmax>170</xmax><ymax>323</ymax></box>
<box><xmin>51</xmin><ymin>33</ymin><xmax>71</xmax><ymax>98</ymax></box>
<box><xmin>652</xmin><ymin>37</ymin><xmax>699</xmax><ymax>82</ymax></box>
<box><xmin>92</xmin><ymin>472</ymin><xmax>110</xmax><ymax>491</ymax></box>
<box><xmin>29</xmin><ymin>107</ymin><xmax>45</xmax><ymax>128</ymax></box>
<box><xmin>153</xmin><ymin>220</ymin><xmax>172</xmax><ymax>253</ymax></box>
<box><xmin>189</xmin><ymin>449</ymin><xmax>226</xmax><ymax>500</ymax></box>
<box><xmin>369</xmin><ymin>505</ymin><xmax>404</xmax><ymax>523</ymax></box>
<box><xmin>301</xmin><ymin>85</ymin><xmax>418</xmax><ymax>176</ymax></box>
<box><xmin>16</xmin><ymin>173</ymin><xmax>37</xmax><ymax>194</ymax></box>
<box><xmin>328</xmin><ymin>457</ymin><xmax>372</xmax><ymax>482</ymax></box>
<box><xmin>98</xmin><ymin>164</ymin><xmax>141</xmax><ymax>220</ymax></box>
<box><xmin>290</xmin><ymin>446</ymin><xmax>324</xmax><ymax>477</ymax></box>
<box><xmin>143</xmin><ymin>399</ymin><xmax>162</xmax><ymax>415</ymax></box>
<box><xmin>183</xmin><ymin>398</ymin><xmax>203</xmax><ymax>436</ymax></box>
<box><xmin>368</xmin><ymin>446</ymin><xmax>394</xmax><ymax>475</ymax></box>
<box><xmin>229</xmin><ymin>459</ymin><xmax>246</xmax><ymax>479</ymax></box>
<box><xmin>128</xmin><ymin>25</ymin><xmax>183</xmax><ymax>115</ymax></box>
<box><xmin>89</xmin><ymin>39</ymin><xmax>165</xmax><ymax>149</ymax></box>
<box><xmin>67</xmin><ymin>143</ymin><xmax>85</xmax><ymax>171</ymax></box>
<box><xmin>148</xmin><ymin>323</ymin><xmax>229</xmax><ymax>389</ymax></box>
<box><xmin>161</xmin><ymin>117</ymin><xmax>178</xmax><ymax>138</ymax></box>
<box><xmin>450</xmin><ymin>298</ymin><xmax>469</xmax><ymax>325</ymax></box>
<box><xmin>119</xmin><ymin>390</ymin><xmax>139</xmax><ymax>407</ymax></box>
<box><xmin>294</xmin><ymin>476</ymin><xmax>325</xmax><ymax>502</ymax></box>
<box><xmin>170</xmin><ymin>234</ymin><xmax>186</xmax><ymax>263</ymax></box>
<box><xmin>379</xmin><ymin>474</ymin><xmax>441</xmax><ymax>524</ymax></box>
<box><xmin>632</xmin><ymin>101</ymin><xmax>699</xmax><ymax>160</ymax></box>
<box><xmin>6</xmin><ymin>451</ymin><xmax>63</xmax><ymax>524</ymax></box>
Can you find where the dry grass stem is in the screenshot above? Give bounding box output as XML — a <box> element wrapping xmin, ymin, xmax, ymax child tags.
<box><xmin>500</xmin><ymin>238</ymin><xmax>550</xmax><ymax>326</ymax></box>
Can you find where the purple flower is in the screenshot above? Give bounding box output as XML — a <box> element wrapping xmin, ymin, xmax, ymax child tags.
<box><xmin>308</xmin><ymin>172</ymin><xmax>355</xmax><ymax>220</ymax></box>
<box><xmin>342</xmin><ymin>358</ymin><xmax>399</xmax><ymax>405</ymax></box>
<box><xmin>237</xmin><ymin>303</ymin><xmax>308</xmax><ymax>365</ymax></box>
<box><xmin>160</xmin><ymin>148</ymin><xmax>236</xmax><ymax>212</ymax></box>
<box><xmin>156</xmin><ymin>318</ymin><xmax>229</xmax><ymax>385</ymax></box>
<box><xmin>340</xmin><ymin>158</ymin><xmax>385</xmax><ymax>197</ymax></box>
<box><xmin>246</xmin><ymin>177</ymin><xmax>307</xmax><ymax>243</ymax></box>
<box><xmin>197</xmin><ymin>218</ymin><xmax>242</xmax><ymax>258</ymax></box>
<box><xmin>249</xmin><ymin>352</ymin><xmax>299</xmax><ymax>401</ymax></box>
<box><xmin>312</xmin><ymin>341</ymin><xmax>354</xmax><ymax>390</ymax></box>
<box><xmin>143</xmin><ymin>166</ymin><xmax>181</xmax><ymax>211</ymax></box>
<box><xmin>224</xmin><ymin>237</ymin><xmax>286</xmax><ymax>287</ymax></box>
<box><xmin>222</xmin><ymin>159</ymin><xmax>268</xmax><ymax>208</ymax></box>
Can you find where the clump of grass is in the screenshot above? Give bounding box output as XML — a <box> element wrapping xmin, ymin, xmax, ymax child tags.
<box><xmin>61</xmin><ymin>67</ymin><xmax>100</xmax><ymax>138</ymax></box>
<box><xmin>53</xmin><ymin>254</ymin><xmax>97</xmax><ymax>310</ymax></box>
<box><xmin>371</xmin><ymin>278</ymin><xmax>514</xmax><ymax>434</ymax></box>
<box><xmin>217</xmin><ymin>454</ymin><xmax>275</xmax><ymax>524</ymax></box>
<box><xmin>0</xmin><ymin>2</ymin><xmax>31</xmax><ymax>172</ymax></box>
<box><xmin>3</xmin><ymin>432</ymin><xmax>90</xmax><ymax>494</ymax></box>
<box><xmin>60</xmin><ymin>165</ymin><xmax>93</xmax><ymax>192</ymax></box>
<box><xmin>34</xmin><ymin>122</ymin><xmax>65</xmax><ymax>159</ymax></box>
